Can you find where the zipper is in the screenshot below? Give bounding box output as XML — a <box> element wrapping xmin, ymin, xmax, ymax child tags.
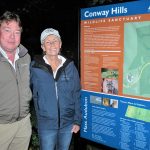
<box><xmin>16</xmin><ymin>63</ymin><xmax>21</xmax><ymax>121</ymax></box>
<box><xmin>8</xmin><ymin>61</ymin><xmax>21</xmax><ymax>121</ymax></box>
<box><xmin>55</xmin><ymin>81</ymin><xmax>60</xmax><ymax>128</ymax></box>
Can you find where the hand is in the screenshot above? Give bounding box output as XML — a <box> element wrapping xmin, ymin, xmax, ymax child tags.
<box><xmin>71</xmin><ymin>124</ymin><xmax>80</xmax><ymax>133</ymax></box>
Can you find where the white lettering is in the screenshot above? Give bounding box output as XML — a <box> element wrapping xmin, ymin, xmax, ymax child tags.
<box><xmin>84</xmin><ymin>10</ymin><xmax>110</xmax><ymax>18</ymax></box>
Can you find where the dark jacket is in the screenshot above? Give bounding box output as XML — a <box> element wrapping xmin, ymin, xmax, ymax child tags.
<box><xmin>31</xmin><ymin>55</ymin><xmax>81</xmax><ymax>130</ymax></box>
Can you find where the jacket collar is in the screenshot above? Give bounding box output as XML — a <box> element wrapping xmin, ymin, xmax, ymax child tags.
<box><xmin>18</xmin><ymin>44</ymin><xmax>28</xmax><ymax>57</ymax></box>
<box><xmin>33</xmin><ymin>55</ymin><xmax>71</xmax><ymax>67</ymax></box>
<box><xmin>32</xmin><ymin>55</ymin><xmax>72</xmax><ymax>81</ymax></box>
<box><xmin>0</xmin><ymin>44</ymin><xmax>28</xmax><ymax>60</ymax></box>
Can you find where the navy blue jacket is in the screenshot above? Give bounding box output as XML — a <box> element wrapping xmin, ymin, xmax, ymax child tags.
<box><xmin>31</xmin><ymin>55</ymin><xmax>81</xmax><ymax>130</ymax></box>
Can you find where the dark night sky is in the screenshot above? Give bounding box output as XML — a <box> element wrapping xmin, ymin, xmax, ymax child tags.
<box><xmin>0</xmin><ymin>0</ymin><xmax>136</xmax><ymax>61</ymax></box>
<box><xmin>0</xmin><ymin>0</ymin><xmax>86</xmax><ymax>60</ymax></box>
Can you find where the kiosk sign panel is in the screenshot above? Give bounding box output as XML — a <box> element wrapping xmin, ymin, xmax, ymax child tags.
<box><xmin>80</xmin><ymin>1</ymin><xmax>150</xmax><ymax>149</ymax></box>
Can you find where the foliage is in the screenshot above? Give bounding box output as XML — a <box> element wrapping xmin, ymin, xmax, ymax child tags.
<box><xmin>29</xmin><ymin>102</ymin><xmax>40</xmax><ymax>150</ymax></box>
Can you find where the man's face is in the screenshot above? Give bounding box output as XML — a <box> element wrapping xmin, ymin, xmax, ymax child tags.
<box><xmin>0</xmin><ymin>20</ymin><xmax>21</xmax><ymax>53</ymax></box>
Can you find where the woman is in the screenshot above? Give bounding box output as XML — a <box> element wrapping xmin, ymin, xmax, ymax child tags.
<box><xmin>31</xmin><ymin>28</ymin><xmax>81</xmax><ymax>150</ymax></box>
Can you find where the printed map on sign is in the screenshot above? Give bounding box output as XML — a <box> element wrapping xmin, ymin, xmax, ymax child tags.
<box><xmin>125</xmin><ymin>105</ymin><xmax>150</xmax><ymax>122</ymax></box>
<box><xmin>123</xmin><ymin>21</ymin><xmax>150</xmax><ymax>98</ymax></box>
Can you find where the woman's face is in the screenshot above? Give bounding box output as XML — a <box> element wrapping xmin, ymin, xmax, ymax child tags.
<box><xmin>41</xmin><ymin>35</ymin><xmax>62</xmax><ymax>56</ymax></box>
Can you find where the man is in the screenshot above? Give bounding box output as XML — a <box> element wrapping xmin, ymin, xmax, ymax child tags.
<box><xmin>0</xmin><ymin>11</ymin><xmax>32</xmax><ymax>150</ymax></box>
